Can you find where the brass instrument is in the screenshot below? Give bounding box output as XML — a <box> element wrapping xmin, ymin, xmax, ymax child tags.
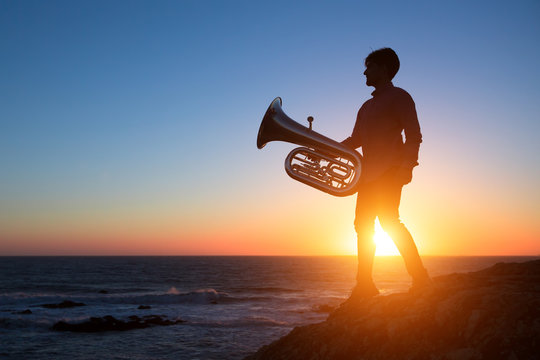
<box><xmin>257</xmin><ymin>97</ymin><xmax>361</xmax><ymax>197</ymax></box>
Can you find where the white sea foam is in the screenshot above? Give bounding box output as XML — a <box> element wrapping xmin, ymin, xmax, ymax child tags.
<box><xmin>166</xmin><ymin>286</ymin><xmax>180</xmax><ymax>295</ymax></box>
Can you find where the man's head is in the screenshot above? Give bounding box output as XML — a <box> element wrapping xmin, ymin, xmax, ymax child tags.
<box><xmin>363</xmin><ymin>48</ymin><xmax>400</xmax><ymax>87</ymax></box>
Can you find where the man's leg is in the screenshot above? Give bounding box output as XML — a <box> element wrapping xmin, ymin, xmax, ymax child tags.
<box><xmin>352</xmin><ymin>182</ymin><xmax>378</xmax><ymax>297</ymax></box>
<box><xmin>377</xmin><ymin>177</ymin><xmax>430</xmax><ymax>285</ymax></box>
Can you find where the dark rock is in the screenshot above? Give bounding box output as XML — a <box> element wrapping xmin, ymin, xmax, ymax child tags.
<box><xmin>312</xmin><ymin>304</ymin><xmax>336</xmax><ymax>313</ymax></box>
<box><xmin>12</xmin><ymin>309</ymin><xmax>32</xmax><ymax>314</ymax></box>
<box><xmin>245</xmin><ymin>259</ymin><xmax>540</xmax><ymax>360</ymax></box>
<box><xmin>142</xmin><ymin>314</ymin><xmax>177</xmax><ymax>326</ymax></box>
<box><xmin>41</xmin><ymin>300</ymin><xmax>86</xmax><ymax>309</ymax></box>
<box><xmin>51</xmin><ymin>314</ymin><xmax>184</xmax><ymax>332</ymax></box>
<box><xmin>98</xmin><ymin>290</ymin><xmax>108</xmax><ymax>294</ymax></box>
<box><xmin>138</xmin><ymin>305</ymin><xmax>151</xmax><ymax>310</ymax></box>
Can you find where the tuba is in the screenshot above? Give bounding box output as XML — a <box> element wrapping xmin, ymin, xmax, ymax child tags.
<box><xmin>257</xmin><ymin>97</ymin><xmax>361</xmax><ymax>197</ymax></box>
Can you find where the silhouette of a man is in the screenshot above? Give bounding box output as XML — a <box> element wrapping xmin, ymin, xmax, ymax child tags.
<box><xmin>342</xmin><ymin>48</ymin><xmax>430</xmax><ymax>298</ymax></box>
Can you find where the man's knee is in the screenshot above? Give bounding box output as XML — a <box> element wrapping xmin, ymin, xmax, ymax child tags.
<box><xmin>354</xmin><ymin>217</ymin><xmax>375</xmax><ymax>238</ymax></box>
<box><xmin>378</xmin><ymin>216</ymin><xmax>404</xmax><ymax>235</ymax></box>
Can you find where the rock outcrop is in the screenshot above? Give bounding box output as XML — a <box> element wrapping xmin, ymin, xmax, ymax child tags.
<box><xmin>51</xmin><ymin>314</ymin><xmax>184</xmax><ymax>332</ymax></box>
<box><xmin>12</xmin><ymin>309</ymin><xmax>32</xmax><ymax>315</ymax></box>
<box><xmin>246</xmin><ymin>260</ymin><xmax>540</xmax><ymax>360</ymax></box>
<box><xmin>41</xmin><ymin>300</ymin><xmax>86</xmax><ymax>309</ymax></box>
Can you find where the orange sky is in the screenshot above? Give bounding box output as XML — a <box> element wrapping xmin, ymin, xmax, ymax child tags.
<box><xmin>2</xmin><ymin>166</ymin><xmax>538</xmax><ymax>256</ymax></box>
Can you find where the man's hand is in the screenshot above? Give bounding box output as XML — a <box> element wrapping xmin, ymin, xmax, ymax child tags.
<box><xmin>396</xmin><ymin>166</ymin><xmax>413</xmax><ymax>185</ymax></box>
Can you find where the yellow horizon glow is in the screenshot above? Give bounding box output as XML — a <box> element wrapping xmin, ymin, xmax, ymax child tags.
<box><xmin>374</xmin><ymin>218</ymin><xmax>400</xmax><ymax>256</ymax></box>
<box><xmin>1</xmin><ymin>173</ymin><xmax>539</xmax><ymax>256</ymax></box>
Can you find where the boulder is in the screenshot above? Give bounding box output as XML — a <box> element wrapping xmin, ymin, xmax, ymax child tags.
<box><xmin>51</xmin><ymin>314</ymin><xmax>184</xmax><ymax>332</ymax></box>
<box><xmin>12</xmin><ymin>309</ymin><xmax>32</xmax><ymax>315</ymax></box>
<box><xmin>41</xmin><ymin>300</ymin><xmax>86</xmax><ymax>309</ymax></box>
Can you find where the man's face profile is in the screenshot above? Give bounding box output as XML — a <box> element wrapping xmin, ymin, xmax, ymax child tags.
<box><xmin>363</xmin><ymin>61</ymin><xmax>387</xmax><ymax>87</ymax></box>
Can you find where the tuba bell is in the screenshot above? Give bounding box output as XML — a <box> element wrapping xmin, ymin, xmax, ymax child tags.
<box><xmin>257</xmin><ymin>97</ymin><xmax>361</xmax><ymax>197</ymax></box>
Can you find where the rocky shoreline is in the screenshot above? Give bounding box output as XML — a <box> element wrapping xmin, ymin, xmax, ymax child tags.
<box><xmin>246</xmin><ymin>259</ymin><xmax>540</xmax><ymax>360</ymax></box>
<box><xmin>52</xmin><ymin>314</ymin><xmax>184</xmax><ymax>332</ymax></box>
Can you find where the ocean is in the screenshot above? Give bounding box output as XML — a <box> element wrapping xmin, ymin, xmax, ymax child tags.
<box><xmin>1</xmin><ymin>256</ymin><xmax>537</xmax><ymax>359</ymax></box>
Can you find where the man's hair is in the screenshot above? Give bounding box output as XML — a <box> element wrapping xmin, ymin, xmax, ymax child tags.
<box><xmin>365</xmin><ymin>48</ymin><xmax>400</xmax><ymax>80</ymax></box>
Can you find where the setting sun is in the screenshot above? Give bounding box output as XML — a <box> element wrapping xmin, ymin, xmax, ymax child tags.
<box><xmin>374</xmin><ymin>218</ymin><xmax>400</xmax><ymax>256</ymax></box>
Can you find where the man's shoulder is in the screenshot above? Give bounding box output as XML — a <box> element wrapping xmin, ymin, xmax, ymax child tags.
<box><xmin>390</xmin><ymin>85</ymin><xmax>413</xmax><ymax>97</ymax></box>
<box><xmin>359</xmin><ymin>97</ymin><xmax>374</xmax><ymax>110</ymax></box>
<box><xmin>390</xmin><ymin>85</ymin><xmax>415</xmax><ymax>104</ymax></box>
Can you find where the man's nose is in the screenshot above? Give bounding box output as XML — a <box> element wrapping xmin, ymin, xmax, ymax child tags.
<box><xmin>363</xmin><ymin>69</ymin><xmax>367</xmax><ymax>75</ymax></box>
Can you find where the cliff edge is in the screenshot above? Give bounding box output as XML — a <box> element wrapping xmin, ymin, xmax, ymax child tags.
<box><xmin>246</xmin><ymin>259</ymin><xmax>540</xmax><ymax>360</ymax></box>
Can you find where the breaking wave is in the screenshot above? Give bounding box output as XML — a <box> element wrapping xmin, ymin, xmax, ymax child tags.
<box><xmin>0</xmin><ymin>287</ymin><xmax>270</xmax><ymax>307</ymax></box>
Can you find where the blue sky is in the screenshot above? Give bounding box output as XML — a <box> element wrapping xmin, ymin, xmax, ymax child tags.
<box><xmin>1</xmin><ymin>0</ymin><xmax>539</xmax><ymax>255</ymax></box>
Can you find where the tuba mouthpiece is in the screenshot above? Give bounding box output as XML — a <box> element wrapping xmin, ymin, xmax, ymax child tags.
<box><xmin>307</xmin><ymin>116</ymin><xmax>314</xmax><ymax>130</ymax></box>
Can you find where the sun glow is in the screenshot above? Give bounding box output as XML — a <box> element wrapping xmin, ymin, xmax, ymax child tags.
<box><xmin>374</xmin><ymin>218</ymin><xmax>400</xmax><ymax>256</ymax></box>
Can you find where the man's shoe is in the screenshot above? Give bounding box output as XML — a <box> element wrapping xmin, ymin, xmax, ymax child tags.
<box><xmin>350</xmin><ymin>281</ymin><xmax>380</xmax><ymax>299</ymax></box>
<box><xmin>338</xmin><ymin>282</ymin><xmax>379</xmax><ymax>310</ymax></box>
<box><xmin>409</xmin><ymin>274</ymin><xmax>433</xmax><ymax>294</ymax></box>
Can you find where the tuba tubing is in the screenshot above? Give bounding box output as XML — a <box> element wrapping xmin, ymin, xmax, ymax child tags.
<box><xmin>257</xmin><ymin>97</ymin><xmax>362</xmax><ymax>197</ymax></box>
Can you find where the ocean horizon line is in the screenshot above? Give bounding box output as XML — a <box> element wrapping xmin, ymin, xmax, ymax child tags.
<box><xmin>1</xmin><ymin>254</ymin><xmax>538</xmax><ymax>257</ymax></box>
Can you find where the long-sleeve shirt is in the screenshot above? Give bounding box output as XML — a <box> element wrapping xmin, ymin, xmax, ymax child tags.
<box><xmin>342</xmin><ymin>82</ymin><xmax>422</xmax><ymax>183</ymax></box>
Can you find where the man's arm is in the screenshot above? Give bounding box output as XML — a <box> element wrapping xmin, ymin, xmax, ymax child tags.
<box><xmin>341</xmin><ymin>108</ymin><xmax>363</xmax><ymax>149</ymax></box>
<box><xmin>397</xmin><ymin>92</ymin><xmax>422</xmax><ymax>184</ymax></box>
<box><xmin>399</xmin><ymin>92</ymin><xmax>422</xmax><ymax>167</ymax></box>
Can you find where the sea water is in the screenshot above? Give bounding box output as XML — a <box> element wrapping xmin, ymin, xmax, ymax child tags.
<box><xmin>1</xmin><ymin>256</ymin><xmax>537</xmax><ymax>359</ymax></box>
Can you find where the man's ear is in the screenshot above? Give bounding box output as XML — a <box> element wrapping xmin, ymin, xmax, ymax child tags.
<box><xmin>382</xmin><ymin>64</ymin><xmax>390</xmax><ymax>80</ymax></box>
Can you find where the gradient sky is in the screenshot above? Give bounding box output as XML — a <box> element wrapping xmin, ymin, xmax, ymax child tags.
<box><xmin>1</xmin><ymin>0</ymin><xmax>539</xmax><ymax>255</ymax></box>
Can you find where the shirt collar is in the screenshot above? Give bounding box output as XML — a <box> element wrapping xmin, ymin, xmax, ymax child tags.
<box><xmin>371</xmin><ymin>82</ymin><xmax>394</xmax><ymax>97</ymax></box>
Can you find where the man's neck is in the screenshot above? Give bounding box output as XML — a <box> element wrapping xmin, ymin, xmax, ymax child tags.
<box><xmin>371</xmin><ymin>81</ymin><xmax>393</xmax><ymax>96</ymax></box>
<box><xmin>373</xmin><ymin>80</ymin><xmax>392</xmax><ymax>91</ymax></box>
